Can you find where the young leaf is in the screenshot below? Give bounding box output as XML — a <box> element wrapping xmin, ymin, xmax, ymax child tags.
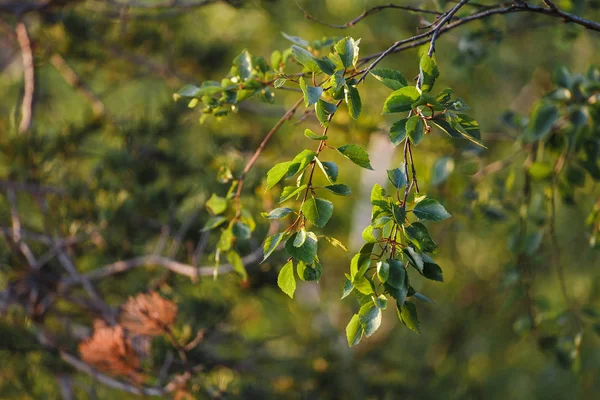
<box><xmin>202</xmin><ymin>216</ymin><xmax>227</xmax><ymax>232</ymax></box>
<box><xmin>337</xmin><ymin>144</ymin><xmax>373</xmax><ymax>170</ymax></box>
<box><xmin>324</xmin><ymin>184</ymin><xmax>351</xmax><ymax>196</ymax></box>
<box><xmin>362</xmin><ymin>225</ymin><xmax>377</xmax><ymax>243</ymax></box>
<box><xmin>397</xmin><ymin>301</ymin><xmax>420</xmax><ymax>333</ymax></box>
<box><xmin>346</xmin><ymin>314</ymin><xmax>364</xmax><ymax>347</ymax></box>
<box><xmin>277</xmin><ymin>260</ymin><xmax>296</xmax><ymax>298</ymax></box>
<box><xmin>304</xmin><ymin>128</ymin><xmax>327</xmax><ymax>141</ymax></box>
<box><xmin>406</xmin><ymin>115</ymin><xmax>425</xmax><ymax>145</ymax></box>
<box><xmin>344</xmin><ymin>85</ymin><xmax>362</xmax><ymax>119</ymax></box>
<box><xmin>206</xmin><ymin>194</ymin><xmax>228</xmax><ymax>215</ymax></box>
<box><xmin>299</xmin><ymin>77</ymin><xmax>323</xmax><ymax>107</ymax></box>
<box><xmin>263</xmin><ymin>207</ymin><xmax>294</xmax><ymax>220</ymax></box>
<box><xmin>377</xmin><ymin>260</ymin><xmax>390</xmax><ymax>283</ymax></box>
<box><xmin>341</xmin><ymin>277</ymin><xmax>354</xmax><ymax>299</ymax></box>
<box><xmin>390</xmin><ymin>118</ymin><xmax>408</xmax><ymax>146</ymax></box>
<box><xmin>266</xmin><ymin>161</ymin><xmax>293</xmax><ymax>190</ymax></box>
<box><xmin>370</xmin><ymin>68</ymin><xmax>407</xmax><ymax>90</ymax></box>
<box><xmin>412</xmin><ymin>198</ymin><xmax>451</xmax><ymax>221</ymax></box>
<box><xmin>419</xmin><ymin>54</ymin><xmax>439</xmax><ymax>94</ymax></box>
<box><xmin>263</xmin><ymin>232</ymin><xmax>285</xmax><ymax>262</ymax></box>
<box><xmin>279</xmin><ymin>184</ymin><xmax>307</xmax><ymax>203</ymax></box>
<box><xmin>335</xmin><ymin>37</ymin><xmax>359</xmax><ymax>68</ymax></box>
<box><xmin>382</xmin><ymin>86</ymin><xmax>421</xmax><ymax>114</ymax></box>
<box><xmin>285</xmin><ymin>231</ymin><xmax>318</xmax><ymax>263</ymax></box>
<box><xmin>302</xmin><ymin>197</ymin><xmax>334</xmax><ymax>228</ymax></box>
<box><xmin>387</xmin><ymin>168</ymin><xmax>407</xmax><ymax>189</ymax></box>
<box><xmin>291</xmin><ymin>150</ymin><xmax>317</xmax><ymax>174</ymax></box>
<box><xmin>403</xmin><ymin>247</ymin><xmax>424</xmax><ymax>273</ymax></box>
<box><xmin>227</xmin><ymin>250</ymin><xmax>248</xmax><ymax>280</ymax></box>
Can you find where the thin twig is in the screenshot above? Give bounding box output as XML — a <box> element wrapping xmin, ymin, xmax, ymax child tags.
<box><xmin>234</xmin><ymin>97</ymin><xmax>303</xmax><ymax>214</ymax></box>
<box><xmin>15</xmin><ymin>21</ymin><xmax>34</xmax><ymax>133</ymax></box>
<box><xmin>5</xmin><ymin>189</ymin><xmax>38</xmax><ymax>267</ymax></box>
<box><xmin>298</xmin><ymin>2</ymin><xmax>443</xmax><ymax>29</ymax></box>
<box><xmin>50</xmin><ymin>53</ymin><xmax>105</xmax><ymax>117</ymax></box>
<box><xmin>428</xmin><ymin>0</ymin><xmax>470</xmax><ymax>56</ymax></box>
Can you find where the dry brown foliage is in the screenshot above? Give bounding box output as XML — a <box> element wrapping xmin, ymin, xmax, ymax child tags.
<box><xmin>120</xmin><ymin>291</ymin><xmax>178</xmax><ymax>336</ymax></box>
<box><xmin>79</xmin><ymin>325</ymin><xmax>145</xmax><ymax>384</ymax></box>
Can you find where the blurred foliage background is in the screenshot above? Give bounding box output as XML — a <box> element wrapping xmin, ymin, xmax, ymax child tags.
<box><xmin>0</xmin><ymin>0</ymin><xmax>599</xmax><ymax>399</ymax></box>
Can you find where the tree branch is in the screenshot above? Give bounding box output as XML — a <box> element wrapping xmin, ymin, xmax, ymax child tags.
<box><xmin>428</xmin><ymin>0</ymin><xmax>470</xmax><ymax>56</ymax></box>
<box><xmin>15</xmin><ymin>21</ymin><xmax>34</xmax><ymax>133</ymax></box>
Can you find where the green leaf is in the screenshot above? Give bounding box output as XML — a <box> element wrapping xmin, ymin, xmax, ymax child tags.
<box><xmin>412</xmin><ymin>198</ymin><xmax>451</xmax><ymax>221</ymax></box>
<box><xmin>291</xmin><ymin>150</ymin><xmax>317</xmax><ymax>174</ymax></box>
<box><xmin>370</xmin><ymin>68</ymin><xmax>407</xmax><ymax>90</ymax></box>
<box><xmin>270</xmin><ymin>50</ymin><xmax>282</xmax><ymax>70</ymax></box>
<box><xmin>358</xmin><ymin>302</ymin><xmax>382</xmax><ymax>337</ymax></box>
<box><xmin>528</xmin><ymin>162</ymin><xmax>553</xmax><ymax>180</ymax></box>
<box><xmin>263</xmin><ymin>207</ymin><xmax>294</xmax><ymax>220</ymax></box>
<box><xmin>266</xmin><ymin>161</ymin><xmax>293</xmax><ymax>190</ymax></box>
<box><xmin>302</xmin><ymin>197</ymin><xmax>334</xmax><ymax>228</ymax></box>
<box><xmin>324</xmin><ymin>184</ymin><xmax>351</xmax><ymax>196</ymax></box>
<box><xmin>233</xmin><ymin>49</ymin><xmax>253</xmax><ymax>80</ymax></box>
<box><xmin>405</xmin><ymin>222</ymin><xmax>438</xmax><ymax>254</ymax></box>
<box><xmin>422</xmin><ymin>254</ymin><xmax>443</xmax><ymax>282</ymax></box>
<box><xmin>406</xmin><ymin>115</ymin><xmax>425</xmax><ymax>145</ymax></box>
<box><xmin>337</xmin><ymin>144</ymin><xmax>373</xmax><ymax>170</ymax></box>
<box><xmin>279</xmin><ymin>184</ymin><xmax>307</xmax><ymax>203</ymax></box>
<box><xmin>387</xmin><ymin>259</ymin><xmax>406</xmax><ymax>289</ymax></box>
<box><xmin>335</xmin><ymin>37</ymin><xmax>359</xmax><ymax>68</ymax></box>
<box><xmin>274</xmin><ymin>78</ymin><xmax>286</xmax><ymax>88</ymax></box>
<box><xmin>291</xmin><ymin>45</ymin><xmax>320</xmax><ymax>72</ymax></box>
<box><xmin>403</xmin><ymin>247</ymin><xmax>424</xmax><ymax>273</ymax></box>
<box><xmin>392</xmin><ymin>204</ymin><xmax>406</xmax><ymax>225</ymax></box>
<box><xmin>285</xmin><ymin>231</ymin><xmax>318</xmax><ymax>263</ymax></box>
<box><xmin>299</xmin><ymin>77</ymin><xmax>323</xmax><ymax>107</ymax></box>
<box><xmin>387</xmin><ymin>167</ymin><xmax>407</xmax><ymax>189</ymax></box>
<box><xmin>419</xmin><ymin>54</ymin><xmax>439</xmax><ymax>94</ymax></box>
<box><xmin>414</xmin><ymin>292</ymin><xmax>435</xmax><ymax>304</ymax></box>
<box><xmin>397</xmin><ymin>301</ymin><xmax>420</xmax><ymax>333</ymax></box>
<box><xmin>431</xmin><ymin>116</ymin><xmax>485</xmax><ymax>147</ymax></box>
<box><xmin>382</xmin><ymin>86</ymin><xmax>421</xmax><ymax>114</ymax></box>
<box><xmin>297</xmin><ymin>259</ymin><xmax>322</xmax><ymax>281</ymax></box>
<box><xmin>346</xmin><ymin>314</ymin><xmax>364</xmax><ymax>347</ymax></box>
<box><xmin>341</xmin><ymin>277</ymin><xmax>354</xmax><ymax>299</ymax></box>
<box><xmin>304</xmin><ymin>129</ymin><xmax>327</xmax><ymax>141</ymax></box>
<box><xmin>232</xmin><ymin>221</ymin><xmax>251</xmax><ymax>240</ymax></box>
<box><xmin>262</xmin><ymin>232</ymin><xmax>285</xmax><ymax>262</ymax></box>
<box><xmin>315</xmin><ymin>99</ymin><xmax>337</xmax><ymax>127</ymax></box>
<box><xmin>362</xmin><ymin>225</ymin><xmax>377</xmax><ymax>243</ymax></box>
<box><xmin>344</xmin><ymin>85</ymin><xmax>361</xmax><ymax>119</ymax></box>
<box><xmin>374</xmin><ymin>294</ymin><xmax>388</xmax><ymax>310</ymax></box>
<box><xmin>431</xmin><ymin>156</ymin><xmax>455</xmax><ymax>186</ymax></box>
<box><xmin>526</xmin><ymin>100</ymin><xmax>559</xmax><ymax>142</ymax></box>
<box><xmin>390</xmin><ymin>119</ymin><xmax>408</xmax><ymax>146</ymax></box>
<box><xmin>206</xmin><ymin>194</ymin><xmax>228</xmax><ymax>215</ymax></box>
<box><xmin>350</xmin><ymin>250</ymin><xmax>372</xmax><ymax>280</ymax></box>
<box><xmin>227</xmin><ymin>250</ymin><xmax>248</xmax><ymax>280</ymax></box>
<box><xmin>316</xmin><ymin>160</ymin><xmax>338</xmax><ymax>183</ymax></box>
<box><xmin>353</xmin><ymin>275</ymin><xmax>375</xmax><ymax>295</ymax></box>
<box><xmin>293</xmin><ymin>229</ymin><xmax>307</xmax><ymax>247</ymax></box>
<box><xmin>218</xmin><ymin>228</ymin><xmax>234</xmax><ymax>252</ymax></box>
<box><xmin>375</xmin><ymin>261</ymin><xmax>390</xmax><ymax>285</ymax></box>
<box><xmin>277</xmin><ymin>260</ymin><xmax>296</xmax><ymax>298</ymax></box>
<box><xmin>202</xmin><ymin>216</ymin><xmax>227</xmax><ymax>232</ymax></box>
<box><xmin>282</xmin><ymin>32</ymin><xmax>310</xmax><ymax>48</ymax></box>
